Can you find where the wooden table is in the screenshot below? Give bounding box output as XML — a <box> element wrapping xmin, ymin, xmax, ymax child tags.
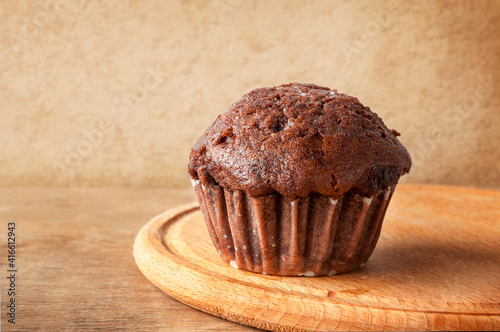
<box><xmin>0</xmin><ymin>187</ymin><xmax>257</xmax><ymax>331</ymax></box>
<box><xmin>1</xmin><ymin>185</ymin><xmax>499</xmax><ymax>331</ymax></box>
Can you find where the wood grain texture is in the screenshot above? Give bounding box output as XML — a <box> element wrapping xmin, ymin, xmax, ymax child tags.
<box><xmin>134</xmin><ymin>184</ymin><xmax>500</xmax><ymax>331</ymax></box>
<box><xmin>0</xmin><ymin>187</ymin><xmax>257</xmax><ymax>331</ymax></box>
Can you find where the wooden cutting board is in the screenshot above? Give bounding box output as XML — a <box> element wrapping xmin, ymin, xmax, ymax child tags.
<box><xmin>133</xmin><ymin>184</ymin><xmax>500</xmax><ymax>331</ymax></box>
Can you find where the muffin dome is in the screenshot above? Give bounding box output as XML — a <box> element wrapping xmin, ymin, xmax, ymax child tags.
<box><xmin>188</xmin><ymin>83</ymin><xmax>411</xmax><ymax>200</ymax></box>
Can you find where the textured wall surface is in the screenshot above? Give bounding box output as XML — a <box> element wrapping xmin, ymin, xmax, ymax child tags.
<box><xmin>1</xmin><ymin>0</ymin><xmax>499</xmax><ymax>188</ymax></box>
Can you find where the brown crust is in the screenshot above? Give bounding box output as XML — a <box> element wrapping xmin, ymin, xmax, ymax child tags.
<box><xmin>189</xmin><ymin>83</ymin><xmax>411</xmax><ymax>200</ymax></box>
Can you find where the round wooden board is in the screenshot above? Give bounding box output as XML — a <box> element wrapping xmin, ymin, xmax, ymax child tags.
<box><xmin>134</xmin><ymin>184</ymin><xmax>500</xmax><ymax>331</ymax></box>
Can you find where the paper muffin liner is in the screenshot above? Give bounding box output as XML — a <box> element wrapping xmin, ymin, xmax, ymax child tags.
<box><xmin>192</xmin><ymin>179</ymin><xmax>395</xmax><ymax>276</ymax></box>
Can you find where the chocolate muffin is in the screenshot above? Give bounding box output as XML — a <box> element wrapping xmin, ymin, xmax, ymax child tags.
<box><xmin>188</xmin><ymin>83</ymin><xmax>411</xmax><ymax>276</ymax></box>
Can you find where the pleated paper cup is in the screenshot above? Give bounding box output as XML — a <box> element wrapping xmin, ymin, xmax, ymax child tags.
<box><xmin>192</xmin><ymin>179</ymin><xmax>395</xmax><ymax>276</ymax></box>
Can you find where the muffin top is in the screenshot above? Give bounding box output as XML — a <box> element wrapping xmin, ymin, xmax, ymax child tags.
<box><xmin>188</xmin><ymin>83</ymin><xmax>411</xmax><ymax>200</ymax></box>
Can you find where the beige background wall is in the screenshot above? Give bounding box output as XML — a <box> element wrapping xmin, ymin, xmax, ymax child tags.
<box><xmin>1</xmin><ymin>0</ymin><xmax>499</xmax><ymax>188</ymax></box>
